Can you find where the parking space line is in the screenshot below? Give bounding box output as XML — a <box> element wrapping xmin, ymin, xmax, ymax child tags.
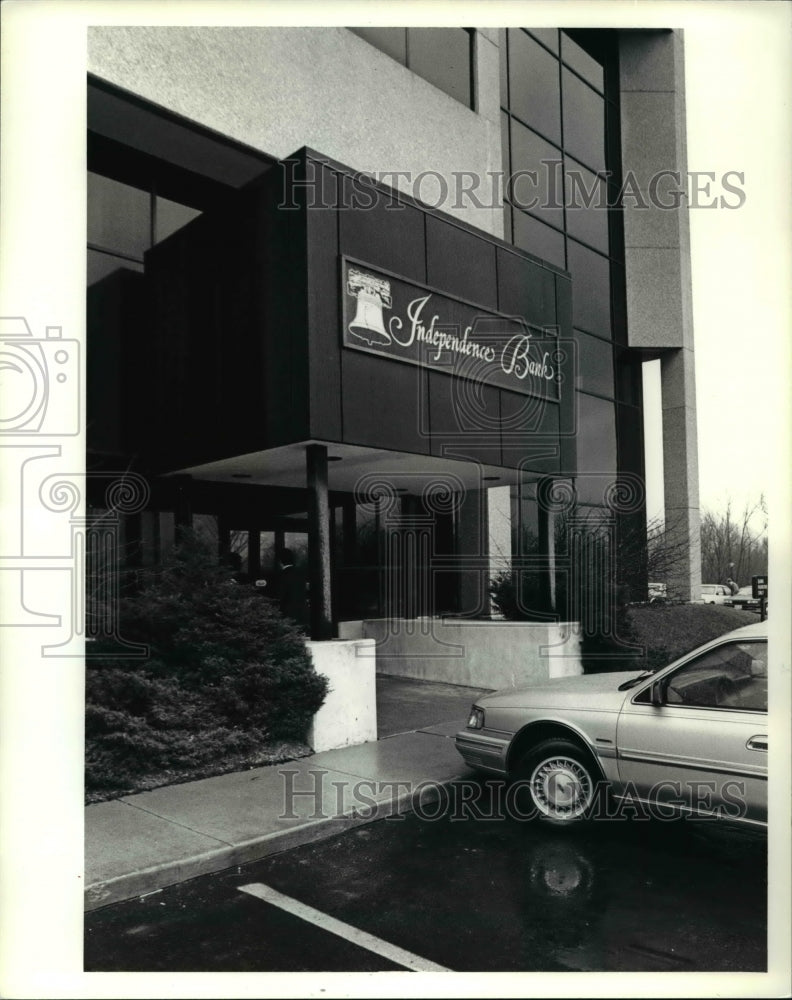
<box><xmin>238</xmin><ymin>882</ymin><xmax>450</xmax><ymax>972</ymax></box>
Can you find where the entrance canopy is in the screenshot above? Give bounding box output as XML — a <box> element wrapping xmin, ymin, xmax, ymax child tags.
<box><xmin>174</xmin><ymin>440</ymin><xmax>541</xmax><ymax>495</ymax></box>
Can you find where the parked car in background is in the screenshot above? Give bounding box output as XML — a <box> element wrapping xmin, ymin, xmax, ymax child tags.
<box><xmin>648</xmin><ymin>582</ymin><xmax>667</xmax><ymax>603</ymax></box>
<box><xmin>701</xmin><ymin>583</ymin><xmax>731</xmax><ymax>605</ymax></box>
<box><xmin>456</xmin><ymin>621</ymin><xmax>768</xmax><ymax>828</ymax></box>
<box><xmin>725</xmin><ymin>586</ymin><xmax>762</xmax><ymax>613</ymax></box>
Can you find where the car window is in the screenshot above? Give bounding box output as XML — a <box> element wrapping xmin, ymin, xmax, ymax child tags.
<box><xmin>663</xmin><ymin>641</ymin><xmax>767</xmax><ymax>711</ymax></box>
<box><xmin>702</xmin><ymin>586</ymin><xmax>714</xmax><ymax>594</ymax></box>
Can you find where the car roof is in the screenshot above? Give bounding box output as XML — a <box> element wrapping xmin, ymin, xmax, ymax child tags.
<box><xmin>717</xmin><ymin>620</ymin><xmax>767</xmax><ymax>640</ymax></box>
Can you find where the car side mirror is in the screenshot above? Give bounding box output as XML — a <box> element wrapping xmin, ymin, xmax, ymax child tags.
<box><xmin>650</xmin><ymin>681</ymin><xmax>665</xmax><ymax>707</ymax></box>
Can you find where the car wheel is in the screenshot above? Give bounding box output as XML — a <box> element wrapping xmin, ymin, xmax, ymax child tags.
<box><xmin>515</xmin><ymin>739</ymin><xmax>601</xmax><ymax>826</ymax></box>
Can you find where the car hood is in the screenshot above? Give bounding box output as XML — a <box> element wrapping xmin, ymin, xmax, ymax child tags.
<box><xmin>477</xmin><ymin>670</ymin><xmax>643</xmax><ymax>711</ymax></box>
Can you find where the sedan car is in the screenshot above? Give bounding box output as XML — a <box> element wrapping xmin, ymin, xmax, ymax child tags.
<box><xmin>456</xmin><ymin>621</ymin><xmax>767</xmax><ymax>828</ymax></box>
<box><xmin>701</xmin><ymin>583</ymin><xmax>731</xmax><ymax>604</ymax></box>
<box><xmin>725</xmin><ymin>586</ymin><xmax>762</xmax><ymax>613</ymax></box>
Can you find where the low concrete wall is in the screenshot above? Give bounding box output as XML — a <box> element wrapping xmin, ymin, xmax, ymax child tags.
<box><xmin>306</xmin><ymin>638</ymin><xmax>377</xmax><ymax>752</ymax></box>
<box><xmin>340</xmin><ymin>618</ymin><xmax>582</xmax><ymax>689</ymax></box>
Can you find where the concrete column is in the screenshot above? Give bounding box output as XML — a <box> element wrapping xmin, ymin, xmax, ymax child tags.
<box><xmin>306</xmin><ymin>443</ymin><xmax>333</xmax><ymax>640</ymax></box>
<box><xmin>457</xmin><ymin>488</ymin><xmax>489</xmax><ymax>617</ymax></box>
<box><xmin>619</xmin><ymin>29</ymin><xmax>701</xmax><ymax>601</ymax></box>
<box><xmin>537</xmin><ymin>481</ymin><xmax>556</xmax><ymax>612</ymax></box>
<box><xmin>661</xmin><ymin>348</ymin><xmax>701</xmax><ymax>600</ymax></box>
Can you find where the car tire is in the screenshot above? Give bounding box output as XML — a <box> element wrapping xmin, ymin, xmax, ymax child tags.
<box><xmin>514</xmin><ymin>739</ymin><xmax>602</xmax><ymax>827</ymax></box>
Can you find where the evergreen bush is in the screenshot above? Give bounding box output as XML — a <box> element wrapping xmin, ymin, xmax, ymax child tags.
<box><xmin>86</xmin><ymin>530</ymin><xmax>327</xmax><ymax>798</ymax></box>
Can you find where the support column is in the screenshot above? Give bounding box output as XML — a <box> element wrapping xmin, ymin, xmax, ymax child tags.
<box><xmin>537</xmin><ymin>479</ymin><xmax>556</xmax><ymax>613</ymax></box>
<box><xmin>172</xmin><ymin>474</ymin><xmax>193</xmax><ymax>536</ymax></box>
<box><xmin>619</xmin><ymin>30</ymin><xmax>700</xmax><ymax>602</ymax></box>
<box><xmin>247</xmin><ymin>528</ymin><xmax>260</xmax><ymax>581</ymax></box>
<box><xmin>217</xmin><ymin>515</ymin><xmax>231</xmax><ymax>564</ymax></box>
<box><xmin>457</xmin><ymin>488</ymin><xmax>489</xmax><ymax>617</ymax></box>
<box><xmin>306</xmin><ymin>444</ymin><xmax>333</xmax><ymax>640</ymax></box>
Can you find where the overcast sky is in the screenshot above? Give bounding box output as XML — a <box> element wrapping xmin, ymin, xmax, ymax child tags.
<box><xmin>637</xmin><ymin>5</ymin><xmax>790</xmax><ymax>531</ymax></box>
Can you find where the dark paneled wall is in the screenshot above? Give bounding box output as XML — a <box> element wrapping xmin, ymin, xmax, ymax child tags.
<box><xmin>94</xmin><ymin>148</ymin><xmax>573</xmax><ymax>480</ymax></box>
<box><xmin>304</xmin><ymin>151</ymin><xmax>573</xmax><ymax>477</ymax></box>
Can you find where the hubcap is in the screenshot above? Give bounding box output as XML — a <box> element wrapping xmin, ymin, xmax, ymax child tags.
<box><xmin>530</xmin><ymin>755</ymin><xmax>593</xmax><ymax>820</ymax></box>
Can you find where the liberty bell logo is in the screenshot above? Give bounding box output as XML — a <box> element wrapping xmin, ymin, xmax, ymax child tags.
<box><xmin>347</xmin><ymin>268</ymin><xmax>392</xmax><ymax>346</ymax></box>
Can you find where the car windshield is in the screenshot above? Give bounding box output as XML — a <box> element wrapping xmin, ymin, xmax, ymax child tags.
<box><xmin>617</xmin><ymin>669</ymin><xmax>655</xmax><ymax>691</ymax></box>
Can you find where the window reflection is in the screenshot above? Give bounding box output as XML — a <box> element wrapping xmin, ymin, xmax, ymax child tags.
<box><xmin>575</xmin><ymin>393</ymin><xmax>617</xmax><ymax>498</ymax></box>
<box><xmin>512</xmin><ymin>209</ymin><xmax>565</xmax><ymax>270</ymax></box>
<box><xmin>564</xmin><ymin>158</ymin><xmax>609</xmax><ymax>253</ymax></box>
<box><xmin>88</xmin><ymin>173</ymin><xmax>150</xmax><ymax>259</ymax></box>
<box><xmin>510</xmin><ymin>118</ymin><xmax>564</xmax><ymax>230</ymax></box>
<box><xmin>561</xmin><ymin>32</ymin><xmax>604</xmax><ymax>92</ymax></box>
<box><xmin>575</xmin><ymin>331</ymin><xmax>614</xmax><ymax>397</ymax></box>
<box><xmin>526</xmin><ymin>28</ymin><xmax>559</xmax><ymax>54</ymax></box>
<box><xmin>410</xmin><ymin>28</ymin><xmax>472</xmax><ymax>108</ymax></box>
<box><xmin>88</xmin><ymin>248</ymin><xmax>143</xmax><ymax>287</ymax></box>
<box><xmin>562</xmin><ymin>68</ymin><xmax>606</xmax><ymax>171</ymax></box>
<box><xmin>567</xmin><ymin>240</ymin><xmax>611</xmax><ymax>337</ymax></box>
<box><xmin>508</xmin><ymin>29</ymin><xmax>561</xmax><ymax>144</ymax></box>
<box><xmin>349</xmin><ymin>27</ymin><xmax>472</xmax><ymax>108</ymax></box>
<box><xmin>349</xmin><ymin>27</ymin><xmax>406</xmax><ymax>63</ymax></box>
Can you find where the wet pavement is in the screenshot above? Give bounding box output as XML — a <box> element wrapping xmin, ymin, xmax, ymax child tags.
<box><xmin>376</xmin><ymin>674</ymin><xmax>491</xmax><ymax>738</ymax></box>
<box><xmin>85</xmin><ymin>779</ymin><xmax>767</xmax><ymax>973</ymax></box>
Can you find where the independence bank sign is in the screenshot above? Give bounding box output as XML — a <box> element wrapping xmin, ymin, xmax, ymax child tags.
<box><xmin>342</xmin><ymin>258</ymin><xmax>561</xmax><ymax>401</ymax></box>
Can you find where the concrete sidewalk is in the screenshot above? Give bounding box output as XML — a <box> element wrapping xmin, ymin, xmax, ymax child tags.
<box><xmin>85</xmin><ymin>719</ymin><xmax>475</xmax><ymax>911</ymax></box>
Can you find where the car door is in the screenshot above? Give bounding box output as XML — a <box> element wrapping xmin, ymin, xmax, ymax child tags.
<box><xmin>615</xmin><ymin>639</ymin><xmax>768</xmax><ymax>824</ymax></box>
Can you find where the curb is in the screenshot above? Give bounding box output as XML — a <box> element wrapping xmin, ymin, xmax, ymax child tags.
<box><xmin>85</xmin><ymin>779</ymin><xmax>457</xmax><ymax>911</ymax></box>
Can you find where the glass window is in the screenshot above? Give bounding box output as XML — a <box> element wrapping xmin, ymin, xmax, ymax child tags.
<box><xmin>564</xmin><ymin>158</ymin><xmax>609</xmax><ymax>253</ymax></box>
<box><xmin>349</xmin><ymin>27</ymin><xmax>407</xmax><ymax>64</ymax></box>
<box><xmin>575</xmin><ymin>331</ymin><xmax>614</xmax><ymax>397</ymax></box>
<box><xmin>508</xmin><ymin>29</ymin><xmax>561</xmax><ymax>144</ymax></box>
<box><xmin>501</xmin><ymin>111</ymin><xmax>511</xmax><ymax>182</ymax></box>
<box><xmin>662</xmin><ymin>642</ymin><xmax>768</xmax><ymax>712</ymax></box>
<box><xmin>562</xmin><ymin>68</ymin><xmax>606</xmax><ymax>171</ymax></box>
<box><xmin>349</xmin><ymin>27</ymin><xmax>472</xmax><ymax>107</ymax></box>
<box><xmin>502</xmin><ymin>200</ymin><xmax>513</xmax><ymax>243</ymax></box>
<box><xmin>512</xmin><ymin>209</ymin><xmax>565</xmax><ymax>270</ymax></box>
<box><xmin>155</xmin><ymin>197</ymin><xmax>202</xmax><ymax>244</ymax></box>
<box><xmin>88</xmin><ymin>172</ymin><xmax>150</xmax><ymax>259</ymax></box>
<box><xmin>409</xmin><ymin>28</ymin><xmax>472</xmax><ymax>107</ymax></box>
<box><xmin>499</xmin><ymin>29</ymin><xmax>509</xmax><ymax>106</ymax></box>
<box><xmin>88</xmin><ymin>247</ymin><xmax>143</xmax><ymax>287</ymax></box>
<box><xmin>616</xmin><ymin>353</ymin><xmax>642</xmax><ymax>404</ymax></box>
<box><xmin>617</xmin><ymin>402</ymin><xmax>644</xmax><ymax>481</ymax></box>
<box><xmin>526</xmin><ymin>28</ymin><xmax>559</xmax><ymax>53</ymax></box>
<box><xmin>567</xmin><ymin>240</ymin><xmax>611</xmax><ymax>337</ymax></box>
<box><xmin>575</xmin><ymin>393</ymin><xmax>617</xmax><ymax>494</ymax></box>
<box><xmin>561</xmin><ymin>31</ymin><xmax>604</xmax><ymax>92</ymax></box>
<box><xmin>509</xmin><ymin>118</ymin><xmax>564</xmax><ymax>230</ymax></box>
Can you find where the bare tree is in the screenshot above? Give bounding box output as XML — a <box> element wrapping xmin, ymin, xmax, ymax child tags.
<box><xmin>700</xmin><ymin>496</ymin><xmax>767</xmax><ymax>588</ymax></box>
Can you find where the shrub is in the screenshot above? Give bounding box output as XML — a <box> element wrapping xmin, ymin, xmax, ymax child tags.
<box><xmin>86</xmin><ymin>530</ymin><xmax>328</xmax><ymax>797</ymax></box>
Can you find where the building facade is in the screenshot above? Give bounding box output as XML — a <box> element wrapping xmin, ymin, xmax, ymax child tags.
<box><xmin>86</xmin><ymin>26</ymin><xmax>700</xmax><ymax>652</ymax></box>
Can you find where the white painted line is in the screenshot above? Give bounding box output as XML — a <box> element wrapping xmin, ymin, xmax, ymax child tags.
<box><xmin>238</xmin><ymin>882</ymin><xmax>451</xmax><ymax>972</ymax></box>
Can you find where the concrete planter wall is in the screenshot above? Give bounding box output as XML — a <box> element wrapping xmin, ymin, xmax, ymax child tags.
<box><xmin>339</xmin><ymin>618</ymin><xmax>582</xmax><ymax>690</ymax></box>
<box><xmin>305</xmin><ymin>638</ymin><xmax>377</xmax><ymax>752</ymax></box>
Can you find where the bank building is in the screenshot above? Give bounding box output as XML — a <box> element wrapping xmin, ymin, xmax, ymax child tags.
<box><xmin>86</xmin><ymin>26</ymin><xmax>700</xmax><ymax>746</ymax></box>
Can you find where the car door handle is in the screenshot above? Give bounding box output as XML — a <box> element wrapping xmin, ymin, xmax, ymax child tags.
<box><xmin>746</xmin><ymin>736</ymin><xmax>768</xmax><ymax>752</ymax></box>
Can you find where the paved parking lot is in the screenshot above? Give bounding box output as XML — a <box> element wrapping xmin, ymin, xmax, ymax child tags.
<box><xmin>85</xmin><ymin>780</ymin><xmax>767</xmax><ymax>973</ymax></box>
